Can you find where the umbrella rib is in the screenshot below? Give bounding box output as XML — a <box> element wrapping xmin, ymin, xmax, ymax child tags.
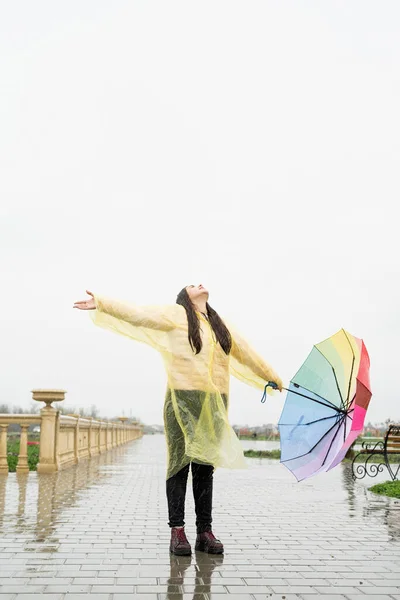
<box><xmin>285</xmin><ymin>387</ymin><xmax>346</xmax><ymax>414</ymax></box>
<box><xmin>281</xmin><ymin>409</ymin><xmax>353</xmax><ymax>428</ymax></box>
<box><xmin>280</xmin><ymin>414</ymin><xmax>340</xmax><ymax>427</ymax></box>
<box><xmin>321</xmin><ymin>412</ymin><xmax>347</xmax><ymax>467</ymax></box>
<box><xmin>314</xmin><ymin>345</ymin><xmax>345</xmax><ymax>411</ymax></box>
<box><xmin>289</xmin><ymin>383</ymin><xmax>341</xmax><ymax>410</ymax></box>
<box><xmin>280</xmin><ymin>414</ymin><xmax>344</xmax><ymax>463</ymax></box>
<box><xmin>342</xmin><ymin>330</ymin><xmax>356</xmax><ymax>409</ymax></box>
<box><xmin>342</xmin><ymin>406</ymin><xmax>354</xmax><ymax>438</ymax></box>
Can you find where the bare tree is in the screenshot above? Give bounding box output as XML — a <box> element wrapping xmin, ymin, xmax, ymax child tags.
<box><xmin>89</xmin><ymin>404</ymin><xmax>99</xmax><ymax>418</ymax></box>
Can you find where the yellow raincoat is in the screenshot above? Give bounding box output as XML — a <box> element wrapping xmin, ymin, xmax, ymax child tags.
<box><xmin>90</xmin><ymin>295</ymin><xmax>281</xmax><ymax>479</ymax></box>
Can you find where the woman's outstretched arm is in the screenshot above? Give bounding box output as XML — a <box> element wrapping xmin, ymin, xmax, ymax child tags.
<box><xmin>74</xmin><ymin>290</ymin><xmax>183</xmax><ymax>352</ymax></box>
<box><xmin>74</xmin><ymin>290</ymin><xmax>179</xmax><ymax>331</ymax></box>
<box><xmin>229</xmin><ymin>326</ymin><xmax>283</xmax><ymax>391</ymax></box>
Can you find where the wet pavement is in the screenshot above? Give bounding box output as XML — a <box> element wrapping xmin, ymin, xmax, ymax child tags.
<box><xmin>0</xmin><ymin>434</ymin><xmax>400</xmax><ymax>599</ymax></box>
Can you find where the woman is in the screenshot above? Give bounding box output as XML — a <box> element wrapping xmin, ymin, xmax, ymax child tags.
<box><xmin>74</xmin><ymin>284</ymin><xmax>282</xmax><ymax>556</ymax></box>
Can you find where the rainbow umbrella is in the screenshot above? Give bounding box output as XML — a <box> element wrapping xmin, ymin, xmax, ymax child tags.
<box><xmin>266</xmin><ymin>330</ymin><xmax>371</xmax><ymax>481</ymax></box>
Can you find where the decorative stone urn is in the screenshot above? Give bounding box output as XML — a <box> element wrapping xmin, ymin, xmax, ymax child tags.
<box><xmin>32</xmin><ymin>389</ymin><xmax>66</xmax><ymax>408</ymax></box>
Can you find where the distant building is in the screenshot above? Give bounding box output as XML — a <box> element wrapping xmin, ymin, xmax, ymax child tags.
<box><xmin>143</xmin><ymin>424</ymin><xmax>164</xmax><ymax>434</ymax></box>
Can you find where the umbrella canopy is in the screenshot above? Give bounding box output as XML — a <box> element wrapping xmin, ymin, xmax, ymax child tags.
<box><xmin>277</xmin><ymin>329</ymin><xmax>372</xmax><ymax>481</ymax></box>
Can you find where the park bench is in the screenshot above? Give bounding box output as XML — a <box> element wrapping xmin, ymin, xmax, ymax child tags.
<box><xmin>352</xmin><ymin>424</ymin><xmax>400</xmax><ymax>481</ymax></box>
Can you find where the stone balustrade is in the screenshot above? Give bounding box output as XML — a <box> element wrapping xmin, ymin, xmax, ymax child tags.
<box><xmin>0</xmin><ymin>389</ymin><xmax>143</xmax><ymax>474</ymax></box>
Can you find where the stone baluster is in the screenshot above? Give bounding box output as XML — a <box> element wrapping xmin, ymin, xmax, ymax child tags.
<box><xmin>119</xmin><ymin>417</ymin><xmax>127</xmax><ymax>445</ymax></box>
<box><xmin>98</xmin><ymin>421</ymin><xmax>103</xmax><ymax>454</ymax></box>
<box><xmin>73</xmin><ymin>415</ymin><xmax>80</xmax><ymax>464</ymax></box>
<box><xmin>88</xmin><ymin>417</ymin><xmax>93</xmax><ymax>457</ymax></box>
<box><xmin>105</xmin><ymin>421</ymin><xmax>109</xmax><ymax>450</ymax></box>
<box><xmin>0</xmin><ymin>424</ymin><xmax>8</xmax><ymax>474</ymax></box>
<box><xmin>16</xmin><ymin>424</ymin><xmax>30</xmax><ymax>474</ymax></box>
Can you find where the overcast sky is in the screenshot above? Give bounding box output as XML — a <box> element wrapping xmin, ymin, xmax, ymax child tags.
<box><xmin>1</xmin><ymin>1</ymin><xmax>399</xmax><ymax>426</ymax></box>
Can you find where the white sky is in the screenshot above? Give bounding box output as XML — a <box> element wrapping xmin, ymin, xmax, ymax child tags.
<box><xmin>1</xmin><ymin>1</ymin><xmax>399</xmax><ymax>426</ymax></box>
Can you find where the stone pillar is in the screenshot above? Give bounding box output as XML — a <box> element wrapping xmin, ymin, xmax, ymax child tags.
<box><xmin>34</xmin><ymin>389</ymin><xmax>65</xmax><ymax>474</ymax></box>
<box><xmin>16</xmin><ymin>424</ymin><xmax>30</xmax><ymax>474</ymax></box>
<box><xmin>108</xmin><ymin>422</ymin><xmax>112</xmax><ymax>450</ymax></box>
<box><xmin>88</xmin><ymin>418</ymin><xmax>93</xmax><ymax>457</ymax></box>
<box><xmin>119</xmin><ymin>417</ymin><xmax>127</xmax><ymax>445</ymax></box>
<box><xmin>98</xmin><ymin>422</ymin><xmax>103</xmax><ymax>454</ymax></box>
<box><xmin>74</xmin><ymin>416</ymin><xmax>80</xmax><ymax>464</ymax></box>
<box><xmin>105</xmin><ymin>421</ymin><xmax>109</xmax><ymax>450</ymax></box>
<box><xmin>0</xmin><ymin>424</ymin><xmax>8</xmax><ymax>474</ymax></box>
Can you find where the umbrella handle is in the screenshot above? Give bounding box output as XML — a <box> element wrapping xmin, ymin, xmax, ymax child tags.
<box><xmin>261</xmin><ymin>381</ymin><xmax>278</xmax><ymax>403</ymax></box>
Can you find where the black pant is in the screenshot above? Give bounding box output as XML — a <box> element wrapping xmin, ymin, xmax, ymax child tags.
<box><xmin>166</xmin><ymin>461</ymin><xmax>214</xmax><ymax>533</ymax></box>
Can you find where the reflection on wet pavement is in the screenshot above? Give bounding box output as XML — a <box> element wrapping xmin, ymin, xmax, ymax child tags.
<box><xmin>0</xmin><ymin>435</ymin><xmax>400</xmax><ymax>599</ymax></box>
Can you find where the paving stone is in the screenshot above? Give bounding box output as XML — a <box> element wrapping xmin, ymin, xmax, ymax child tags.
<box><xmin>92</xmin><ymin>585</ymin><xmax>135</xmax><ymax>593</ymax></box>
<box><xmin>354</xmin><ymin>587</ymin><xmax>400</xmax><ymax>594</ymax></box>
<box><xmin>271</xmin><ymin>585</ymin><xmax>319</xmax><ymax>593</ymax></box>
<box><xmin>285</xmin><ymin>578</ymin><xmax>332</xmax><ymax>586</ymax></box>
<box><xmin>225</xmin><ymin>584</ymin><xmax>272</xmax><ymax>593</ymax></box>
<box><xmin>13</xmin><ymin>596</ymin><xmax>63</xmax><ymax>600</ymax></box>
<box><xmin>326</xmin><ymin>578</ymin><xmax>374</xmax><ymax>586</ymax></box>
<box><xmin>314</xmin><ymin>587</ymin><xmax>366</xmax><ymax>594</ymax></box>
<box><xmin>244</xmin><ymin>577</ymin><xmax>288</xmax><ymax>585</ymax></box>
<box><xmin>44</xmin><ymin>585</ymin><xmax>92</xmax><ymax>593</ymax></box>
<box><xmin>112</xmin><ymin>596</ymin><xmax>158</xmax><ymax>600</ymax></box>
<box><xmin>72</xmin><ymin>578</ymin><xmax>115</xmax><ymax>584</ymax></box>
<box><xmin>0</xmin><ymin>586</ymin><xmax>45</xmax><ymax>593</ymax></box>
<box><xmin>62</xmin><ymin>596</ymin><xmax>110</xmax><ymax>600</ymax></box>
<box><xmin>56</xmin><ymin>571</ymin><xmax>98</xmax><ymax>578</ymax></box>
<box><xmin>253</xmin><ymin>596</ymin><xmax>302</xmax><ymax>600</ymax></box>
<box><xmin>346</xmin><ymin>597</ymin><xmax>397</xmax><ymax>600</ymax></box>
<box><xmin>208</xmin><ymin>596</ymin><xmax>253</xmax><ymax>600</ymax></box>
<box><xmin>300</xmin><ymin>594</ymin><xmax>350</xmax><ymax>600</ymax></box>
<box><xmin>300</xmin><ymin>596</ymin><xmax>350</xmax><ymax>600</ymax></box>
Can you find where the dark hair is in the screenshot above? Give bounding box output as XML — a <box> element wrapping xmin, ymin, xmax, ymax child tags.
<box><xmin>176</xmin><ymin>287</ymin><xmax>232</xmax><ymax>355</ymax></box>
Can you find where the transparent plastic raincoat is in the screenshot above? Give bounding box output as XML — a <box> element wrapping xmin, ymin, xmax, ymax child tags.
<box><xmin>90</xmin><ymin>295</ymin><xmax>281</xmax><ymax>479</ymax></box>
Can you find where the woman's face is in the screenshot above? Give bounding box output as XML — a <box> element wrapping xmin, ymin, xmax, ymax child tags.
<box><xmin>186</xmin><ymin>284</ymin><xmax>209</xmax><ymax>302</ymax></box>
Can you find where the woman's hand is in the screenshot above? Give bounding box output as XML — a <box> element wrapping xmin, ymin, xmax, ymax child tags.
<box><xmin>268</xmin><ymin>379</ymin><xmax>283</xmax><ymax>392</ymax></box>
<box><xmin>73</xmin><ymin>290</ymin><xmax>96</xmax><ymax>310</ymax></box>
